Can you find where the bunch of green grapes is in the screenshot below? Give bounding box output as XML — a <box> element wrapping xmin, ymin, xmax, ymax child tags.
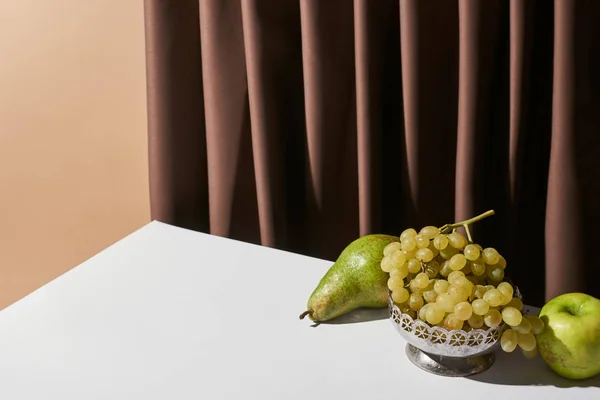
<box><xmin>380</xmin><ymin>218</ymin><xmax>545</xmax><ymax>358</ymax></box>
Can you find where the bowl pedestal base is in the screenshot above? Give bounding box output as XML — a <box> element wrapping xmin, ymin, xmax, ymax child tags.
<box><xmin>405</xmin><ymin>344</ymin><xmax>496</xmax><ymax>377</ymax></box>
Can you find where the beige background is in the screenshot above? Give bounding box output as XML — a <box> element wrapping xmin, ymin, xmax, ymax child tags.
<box><xmin>0</xmin><ymin>1</ymin><xmax>150</xmax><ymax>310</ymax></box>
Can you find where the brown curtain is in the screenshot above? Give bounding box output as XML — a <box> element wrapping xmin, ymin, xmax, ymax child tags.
<box><xmin>143</xmin><ymin>0</ymin><xmax>600</xmax><ymax>307</ymax></box>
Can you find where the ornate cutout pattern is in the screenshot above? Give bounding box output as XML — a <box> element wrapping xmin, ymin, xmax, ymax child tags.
<box><xmin>388</xmin><ymin>297</ymin><xmax>507</xmax><ymax>357</ymax></box>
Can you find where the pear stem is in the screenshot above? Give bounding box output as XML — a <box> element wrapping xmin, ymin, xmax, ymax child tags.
<box><xmin>299</xmin><ymin>310</ymin><xmax>313</xmax><ymax>320</ymax></box>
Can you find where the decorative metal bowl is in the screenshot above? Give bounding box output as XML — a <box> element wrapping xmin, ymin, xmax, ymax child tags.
<box><xmin>388</xmin><ymin>287</ymin><xmax>522</xmax><ymax>377</ymax></box>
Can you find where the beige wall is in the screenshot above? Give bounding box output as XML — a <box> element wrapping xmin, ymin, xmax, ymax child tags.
<box><xmin>0</xmin><ymin>1</ymin><xmax>150</xmax><ymax>309</ymax></box>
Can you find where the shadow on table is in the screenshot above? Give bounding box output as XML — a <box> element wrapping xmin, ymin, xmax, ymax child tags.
<box><xmin>310</xmin><ymin>307</ymin><xmax>389</xmax><ymax>327</ymax></box>
<box><xmin>467</xmin><ymin>350</ymin><xmax>600</xmax><ymax>388</ymax></box>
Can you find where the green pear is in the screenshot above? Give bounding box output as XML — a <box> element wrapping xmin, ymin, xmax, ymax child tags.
<box><xmin>299</xmin><ymin>234</ymin><xmax>399</xmax><ymax>322</ymax></box>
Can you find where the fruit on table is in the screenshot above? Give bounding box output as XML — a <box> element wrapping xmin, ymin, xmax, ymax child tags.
<box><xmin>384</xmin><ymin>210</ymin><xmax>545</xmax><ymax>358</ymax></box>
<box><xmin>299</xmin><ymin>234</ymin><xmax>399</xmax><ymax>322</ymax></box>
<box><xmin>536</xmin><ymin>292</ymin><xmax>600</xmax><ymax>380</ymax></box>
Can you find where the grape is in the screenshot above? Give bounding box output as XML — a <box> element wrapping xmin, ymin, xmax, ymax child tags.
<box><xmin>426</xmin><ymin>303</ymin><xmax>446</xmax><ymax>325</ymax></box>
<box><xmin>517</xmin><ymin>332</ymin><xmax>537</xmax><ymax>351</ymax></box>
<box><xmin>462</xmin><ymin>261</ymin><xmax>472</xmax><ymax>275</ymax></box>
<box><xmin>483</xmin><ymin>289</ymin><xmax>503</xmax><ymax>307</ymax></box>
<box><xmin>383</xmin><ymin>242</ymin><xmax>402</xmax><ymax>257</ymax></box>
<box><xmin>439</xmin><ymin>246</ymin><xmax>458</xmax><ymax>260</ymax></box>
<box><xmin>434</xmin><ymin>279</ymin><xmax>449</xmax><ymax>294</ymax></box>
<box><xmin>468</xmin><ymin>284</ymin><xmax>477</xmax><ymax>301</ymax></box>
<box><xmin>443</xmin><ymin>313</ymin><xmax>464</xmax><ymax>330</ymax></box>
<box><xmin>485</xmin><ymin>285</ymin><xmax>496</xmax><ymax>291</ymax></box>
<box><xmin>400</xmin><ymin>305</ymin><xmax>417</xmax><ymax>318</ymax></box>
<box><xmin>427</xmin><ymin>242</ymin><xmax>440</xmax><ymax>258</ymax></box>
<box><xmin>506</xmin><ymin>297</ymin><xmax>524</xmax><ymax>311</ymax></box>
<box><xmin>415</xmin><ymin>248</ymin><xmax>434</xmax><ymax>262</ymax></box>
<box><xmin>468</xmin><ymin>313</ymin><xmax>484</xmax><ymax>329</ymax></box>
<box><xmin>496</xmin><ymin>255</ymin><xmax>507</xmax><ymax>270</ymax></box>
<box><xmin>436</xmin><ymin>293</ymin><xmax>456</xmax><ymax>313</ymax></box>
<box><xmin>433</xmin><ymin>235</ymin><xmax>449</xmax><ymax>250</ymax></box>
<box><xmin>461</xmin><ymin>285</ymin><xmax>475</xmax><ymax>303</ymax></box>
<box><xmin>415</xmin><ymin>234</ymin><xmax>430</xmax><ymax>249</ymax></box>
<box><xmin>514</xmin><ymin>317</ymin><xmax>532</xmax><ymax>334</ymax></box>
<box><xmin>424</xmin><ymin>260</ymin><xmax>439</xmax><ymax>278</ymax></box>
<box><xmin>439</xmin><ymin>261</ymin><xmax>453</xmax><ymax>277</ymax></box>
<box><xmin>414</xmin><ymin>272</ymin><xmax>430</xmax><ymax>289</ymax></box>
<box><xmin>472</xmin><ymin>299</ymin><xmax>490</xmax><ymax>315</ymax></box>
<box><xmin>501</xmin><ymin>329</ymin><xmax>518</xmax><ymax>352</ymax></box>
<box><xmin>500</xmin><ymin>294</ymin><xmax>513</xmax><ymax>306</ymax></box>
<box><xmin>447</xmin><ymin>232</ymin><xmax>467</xmax><ymax>249</ymax></box>
<box><xmin>409</xmin><ymin>279</ymin><xmax>421</xmax><ymax>294</ymax></box>
<box><xmin>400</xmin><ymin>228</ymin><xmax>417</xmax><ymax>241</ymax></box>
<box><xmin>449</xmin><ymin>254</ymin><xmax>467</xmax><ymax>271</ymax></box>
<box><xmin>390</xmin><ymin>264</ymin><xmax>409</xmax><ymax>280</ymax></box>
<box><xmin>482</xmin><ymin>247</ymin><xmax>500</xmax><ymax>265</ymax></box>
<box><xmin>484</xmin><ymin>309</ymin><xmax>502</xmax><ymax>328</ymax></box>
<box><xmin>389</xmin><ymin>250</ymin><xmax>407</xmax><ymax>268</ymax></box>
<box><xmin>501</xmin><ymin>307</ymin><xmax>523</xmax><ymax>326</ymax></box>
<box><xmin>407</xmin><ymin>258</ymin><xmax>421</xmax><ymax>274</ymax></box>
<box><xmin>454</xmin><ymin>302</ymin><xmax>473</xmax><ymax>321</ymax></box>
<box><xmin>521</xmin><ymin>346</ymin><xmax>538</xmax><ymax>359</ymax></box>
<box><xmin>455</xmin><ymin>277</ymin><xmax>474</xmax><ymax>292</ymax></box>
<box><xmin>525</xmin><ymin>315</ymin><xmax>545</xmax><ymax>335</ymax></box>
<box><xmin>401</xmin><ymin>238</ymin><xmax>417</xmax><ymax>252</ymax></box>
<box><xmin>463</xmin><ymin>244</ymin><xmax>481</xmax><ymax>261</ymax></box>
<box><xmin>473</xmin><ymin>285</ymin><xmax>487</xmax><ymax>299</ymax></box>
<box><xmin>497</xmin><ymin>282</ymin><xmax>514</xmax><ymax>301</ymax></box>
<box><xmin>423</xmin><ymin>289</ymin><xmax>438</xmax><ymax>303</ymax></box>
<box><xmin>403</xmin><ymin>249</ymin><xmax>416</xmax><ymax>260</ymax></box>
<box><xmin>409</xmin><ymin>293</ymin><xmax>424</xmax><ymax>311</ymax></box>
<box><xmin>387</xmin><ymin>276</ymin><xmax>404</xmax><ymax>291</ymax></box>
<box><xmin>485</xmin><ymin>265</ymin><xmax>493</xmax><ymax>278</ymax></box>
<box><xmin>418</xmin><ymin>303</ymin><xmax>431</xmax><ymax>321</ymax></box>
<box><xmin>487</xmin><ymin>266</ymin><xmax>504</xmax><ymax>282</ymax></box>
<box><xmin>448</xmin><ymin>270</ymin><xmax>465</xmax><ymax>284</ymax></box>
<box><xmin>422</xmin><ymin>280</ymin><xmax>435</xmax><ymax>292</ymax></box>
<box><xmin>380</xmin><ymin>256</ymin><xmax>393</xmax><ymax>272</ymax></box>
<box><xmin>448</xmin><ymin>284</ymin><xmax>469</xmax><ymax>303</ymax></box>
<box><xmin>471</xmin><ymin>258</ymin><xmax>486</xmax><ymax>276</ymax></box>
<box><xmin>392</xmin><ymin>287</ymin><xmax>410</xmax><ymax>304</ymax></box>
<box><xmin>419</xmin><ymin>226</ymin><xmax>440</xmax><ymax>239</ymax></box>
<box><xmin>467</xmin><ymin>275</ymin><xmax>481</xmax><ymax>288</ymax></box>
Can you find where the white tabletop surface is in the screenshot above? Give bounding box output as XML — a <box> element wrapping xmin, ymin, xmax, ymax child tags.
<box><xmin>0</xmin><ymin>221</ymin><xmax>598</xmax><ymax>399</ymax></box>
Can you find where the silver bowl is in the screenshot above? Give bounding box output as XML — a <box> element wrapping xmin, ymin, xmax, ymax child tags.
<box><xmin>388</xmin><ymin>290</ymin><xmax>521</xmax><ymax>377</ymax></box>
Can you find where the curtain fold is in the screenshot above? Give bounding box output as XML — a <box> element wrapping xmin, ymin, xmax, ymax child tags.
<box><xmin>400</xmin><ymin>0</ymin><xmax>459</xmax><ymax>231</ymax></box>
<box><xmin>299</xmin><ymin>0</ymin><xmax>359</xmax><ymax>258</ymax></box>
<box><xmin>143</xmin><ymin>0</ymin><xmax>600</xmax><ymax>306</ymax></box>
<box><xmin>144</xmin><ymin>0</ymin><xmax>208</xmax><ymax>233</ymax></box>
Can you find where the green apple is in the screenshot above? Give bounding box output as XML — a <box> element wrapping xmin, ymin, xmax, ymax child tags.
<box><xmin>536</xmin><ymin>292</ymin><xmax>600</xmax><ymax>380</ymax></box>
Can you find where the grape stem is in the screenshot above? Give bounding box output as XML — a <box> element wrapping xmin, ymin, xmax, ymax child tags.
<box><xmin>299</xmin><ymin>310</ymin><xmax>313</xmax><ymax>320</ymax></box>
<box><xmin>439</xmin><ymin>210</ymin><xmax>495</xmax><ymax>237</ymax></box>
<box><xmin>464</xmin><ymin>224</ymin><xmax>473</xmax><ymax>243</ymax></box>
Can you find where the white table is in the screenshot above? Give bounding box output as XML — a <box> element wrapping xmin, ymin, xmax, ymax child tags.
<box><xmin>0</xmin><ymin>221</ymin><xmax>597</xmax><ymax>399</ymax></box>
